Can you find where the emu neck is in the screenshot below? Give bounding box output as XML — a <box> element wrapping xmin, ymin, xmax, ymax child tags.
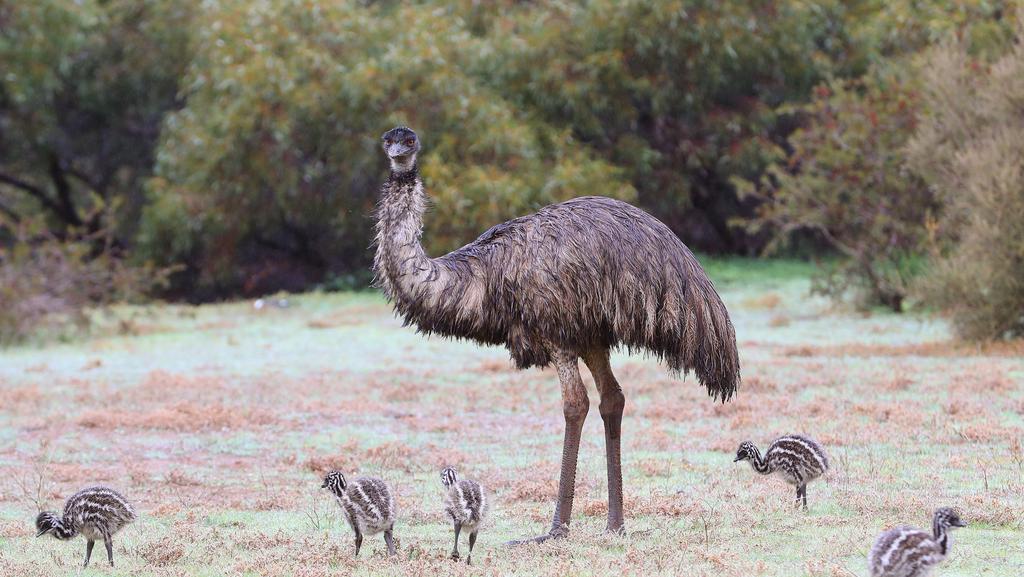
<box><xmin>748</xmin><ymin>449</ymin><xmax>771</xmax><ymax>475</ymax></box>
<box><xmin>933</xmin><ymin>522</ymin><xmax>951</xmax><ymax>555</ymax></box>
<box><xmin>373</xmin><ymin>165</ymin><xmax>445</xmax><ymax>308</ymax></box>
<box><xmin>54</xmin><ymin>519</ymin><xmax>77</xmax><ymax>540</ymax></box>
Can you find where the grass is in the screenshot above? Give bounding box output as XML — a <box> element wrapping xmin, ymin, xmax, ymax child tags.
<box><xmin>0</xmin><ymin>257</ymin><xmax>1022</xmax><ymax>576</ymax></box>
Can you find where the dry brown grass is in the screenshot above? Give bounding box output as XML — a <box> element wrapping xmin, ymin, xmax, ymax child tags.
<box><xmin>0</xmin><ymin>290</ymin><xmax>1021</xmax><ymax>576</ymax></box>
<box><xmin>77</xmin><ymin>403</ymin><xmax>277</xmax><ymax>431</ymax></box>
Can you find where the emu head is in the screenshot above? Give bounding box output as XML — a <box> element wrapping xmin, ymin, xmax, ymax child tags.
<box><xmin>381</xmin><ymin>126</ymin><xmax>420</xmax><ymax>173</ymax></box>
<box><xmin>933</xmin><ymin>507</ymin><xmax>967</xmax><ymax>534</ymax></box>
<box><xmin>440</xmin><ymin>466</ymin><xmax>458</xmax><ymax>489</ymax></box>
<box><xmin>35</xmin><ymin>511</ymin><xmax>64</xmax><ymax>539</ymax></box>
<box><xmin>733</xmin><ymin>441</ymin><xmax>757</xmax><ymax>463</ymax></box>
<box><xmin>321</xmin><ymin>471</ymin><xmax>348</xmax><ymax>496</ymax></box>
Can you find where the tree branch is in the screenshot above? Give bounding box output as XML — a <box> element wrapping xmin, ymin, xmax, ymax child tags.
<box><xmin>0</xmin><ymin>196</ymin><xmax>21</xmax><ymax>223</ymax></box>
<box><xmin>47</xmin><ymin>152</ymin><xmax>83</xmax><ymax>227</ymax></box>
<box><xmin>0</xmin><ymin>171</ymin><xmax>64</xmax><ymax>216</ymax></box>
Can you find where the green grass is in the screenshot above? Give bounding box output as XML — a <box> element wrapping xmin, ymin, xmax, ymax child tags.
<box><xmin>0</xmin><ymin>259</ymin><xmax>1021</xmax><ymax>576</ymax></box>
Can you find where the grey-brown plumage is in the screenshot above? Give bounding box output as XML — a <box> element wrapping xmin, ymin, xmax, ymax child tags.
<box><xmin>35</xmin><ymin>486</ymin><xmax>136</xmax><ymax>567</ymax></box>
<box><xmin>440</xmin><ymin>467</ymin><xmax>489</xmax><ymax>564</ymax></box>
<box><xmin>321</xmin><ymin>471</ymin><xmax>397</xmax><ymax>557</ymax></box>
<box><xmin>734</xmin><ymin>435</ymin><xmax>829</xmax><ymax>509</ymax></box>
<box><xmin>868</xmin><ymin>508</ymin><xmax>967</xmax><ymax>577</ymax></box>
<box><xmin>373</xmin><ymin>126</ymin><xmax>740</xmax><ymax>542</ymax></box>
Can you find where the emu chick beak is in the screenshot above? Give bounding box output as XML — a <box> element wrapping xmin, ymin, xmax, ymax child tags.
<box><xmin>733</xmin><ymin>456</ymin><xmax>742</xmax><ymax>462</ymax></box>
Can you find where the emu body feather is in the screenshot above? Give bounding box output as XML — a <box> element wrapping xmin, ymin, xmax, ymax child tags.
<box><xmin>373</xmin><ymin>169</ymin><xmax>739</xmax><ymax>400</ymax></box>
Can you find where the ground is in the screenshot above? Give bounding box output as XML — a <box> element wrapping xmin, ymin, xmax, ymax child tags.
<box><xmin>0</xmin><ymin>259</ymin><xmax>1021</xmax><ymax>576</ymax></box>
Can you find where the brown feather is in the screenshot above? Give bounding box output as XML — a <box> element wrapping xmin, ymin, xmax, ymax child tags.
<box><xmin>373</xmin><ymin>165</ymin><xmax>740</xmax><ymax>401</ymax></box>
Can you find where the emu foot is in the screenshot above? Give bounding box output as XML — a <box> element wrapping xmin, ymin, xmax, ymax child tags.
<box><xmin>506</xmin><ymin>523</ymin><xmax>569</xmax><ymax>546</ymax></box>
<box><xmin>450</xmin><ymin>551</ymin><xmax>460</xmax><ymax>561</ymax></box>
<box><xmin>605</xmin><ymin>523</ymin><xmax>626</xmax><ymax>536</ymax></box>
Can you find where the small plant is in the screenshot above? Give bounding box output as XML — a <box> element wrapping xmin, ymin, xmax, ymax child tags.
<box><xmin>0</xmin><ymin>217</ymin><xmax>171</xmax><ymax>346</ymax></box>
<box><xmin>742</xmin><ymin>74</ymin><xmax>936</xmax><ymax>312</ymax></box>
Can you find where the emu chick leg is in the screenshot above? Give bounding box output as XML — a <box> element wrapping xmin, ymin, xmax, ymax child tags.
<box><xmin>383</xmin><ymin>527</ymin><xmax>396</xmax><ymax>557</ymax></box>
<box><xmin>451</xmin><ymin>522</ymin><xmax>462</xmax><ymax>560</ymax></box>
<box><xmin>468</xmin><ymin>530</ymin><xmax>478</xmax><ymax>565</ymax></box>
<box><xmin>84</xmin><ymin>540</ymin><xmax>95</xmax><ymax>568</ymax></box>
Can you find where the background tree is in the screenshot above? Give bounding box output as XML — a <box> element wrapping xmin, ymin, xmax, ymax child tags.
<box><xmin>742</xmin><ymin>76</ymin><xmax>934</xmax><ymax>311</ymax></box>
<box><xmin>140</xmin><ymin>0</ymin><xmax>632</xmax><ymax>298</ymax></box>
<box><xmin>908</xmin><ymin>34</ymin><xmax>1024</xmax><ymax>339</ymax></box>
<box><xmin>0</xmin><ymin>0</ymin><xmax>192</xmax><ymax>248</ymax></box>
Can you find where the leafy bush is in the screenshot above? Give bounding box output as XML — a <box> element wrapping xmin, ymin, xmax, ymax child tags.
<box><xmin>140</xmin><ymin>0</ymin><xmax>634</xmax><ymax>298</ymax></box>
<box><xmin>908</xmin><ymin>36</ymin><xmax>1024</xmax><ymax>339</ymax></box>
<box><xmin>743</xmin><ymin>75</ymin><xmax>935</xmax><ymax>311</ymax></box>
<box><xmin>0</xmin><ymin>219</ymin><xmax>169</xmax><ymax>345</ymax></box>
<box><xmin>3</xmin><ymin>0</ymin><xmax>1021</xmax><ymax>303</ymax></box>
<box><xmin>472</xmin><ymin>0</ymin><xmax>874</xmax><ymax>254</ymax></box>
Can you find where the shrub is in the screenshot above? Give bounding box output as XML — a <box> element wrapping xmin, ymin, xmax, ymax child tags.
<box><xmin>0</xmin><ymin>219</ymin><xmax>168</xmax><ymax>345</ymax></box>
<box><xmin>742</xmin><ymin>75</ymin><xmax>935</xmax><ymax>311</ymax></box>
<box><xmin>908</xmin><ymin>37</ymin><xmax>1024</xmax><ymax>339</ymax></box>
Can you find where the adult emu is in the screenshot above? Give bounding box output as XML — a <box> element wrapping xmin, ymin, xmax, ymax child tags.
<box><xmin>373</xmin><ymin>126</ymin><xmax>740</xmax><ymax>542</ymax></box>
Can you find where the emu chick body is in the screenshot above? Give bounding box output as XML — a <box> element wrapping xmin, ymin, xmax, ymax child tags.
<box><xmin>441</xmin><ymin>467</ymin><xmax>489</xmax><ymax>564</ymax></box>
<box><xmin>35</xmin><ymin>486</ymin><xmax>135</xmax><ymax>567</ymax></box>
<box><xmin>322</xmin><ymin>472</ymin><xmax>396</xmax><ymax>557</ymax></box>
<box><xmin>735</xmin><ymin>435</ymin><xmax>829</xmax><ymax>509</ymax></box>
<box><xmin>868</xmin><ymin>508</ymin><xmax>966</xmax><ymax>577</ymax></box>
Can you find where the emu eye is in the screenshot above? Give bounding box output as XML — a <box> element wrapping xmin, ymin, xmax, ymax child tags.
<box><xmin>404</xmin><ymin>139</ymin><xmax>415</xmax><ymax>146</ymax></box>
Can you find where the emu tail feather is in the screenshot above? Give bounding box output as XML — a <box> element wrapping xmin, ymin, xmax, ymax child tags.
<box><xmin>671</xmin><ymin>267</ymin><xmax>740</xmax><ymax>402</ymax></box>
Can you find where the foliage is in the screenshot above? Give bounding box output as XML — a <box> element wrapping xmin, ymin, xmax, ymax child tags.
<box><xmin>743</xmin><ymin>75</ymin><xmax>935</xmax><ymax>311</ymax></box>
<box><xmin>0</xmin><ymin>218</ymin><xmax>169</xmax><ymax>346</ymax></box>
<box><xmin>141</xmin><ymin>0</ymin><xmax>633</xmax><ymax>298</ymax></box>
<box><xmin>907</xmin><ymin>36</ymin><xmax>1024</xmax><ymax>339</ymax></box>
<box><xmin>0</xmin><ymin>0</ymin><xmax>192</xmax><ymax>247</ymax></box>
<box><xmin>1</xmin><ymin>0</ymin><xmax>1023</xmax><ymax>306</ymax></box>
<box><xmin>471</xmin><ymin>0</ymin><xmax>876</xmax><ymax>254</ymax></box>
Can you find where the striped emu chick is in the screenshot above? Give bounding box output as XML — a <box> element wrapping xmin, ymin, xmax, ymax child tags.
<box><xmin>35</xmin><ymin>486</ymin><xmax>136</xmax><ymax>567</ymax></box>
<box><xmin>321</xmin><ymin>471</ymin><xmax>397</xmax><ymax>557</ymax></box>
<box><xmin>868</xmin><ymin>507</ymin><xmax>967</xmax><ymax>577</ymax></box>
<box><xmin>440</xmin><ymin>467</ymin><xmax>490</xmax><ymax>565</ymax></box>
<box><xmin>734</xmin><ymin>435</ymin><xmax>829</xmax><ymax>509</ymax></box>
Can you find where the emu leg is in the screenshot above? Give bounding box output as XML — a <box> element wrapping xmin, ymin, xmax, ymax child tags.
<box><xmin>83</xmin><ymin>540</ymin><xmax>94</xmax><ymax>568</ymax></box>
<box><xmin>800</xmin><ymin>484</ymin><xmax>808</xmax><ymax>510</ymax></box>
<box><xmin>353</xmin><ymin>526</ymin><xmax>363</xmax><ymax>557</ymax></box>
<box><xmin>509</xmin><ymin>350</ymin><xmax>589</xmax><ymax>544</ymax></box>
<box><xmin>467</xmin><ymin>530</ymin><xmax>478</xmax><ymax>565</ymax></box>
<box><xmin>383</xmin><ymin>527</ymin><xmax>396</xmax><ymax>557</ymax></box>
<box><xmin>103</xmin><ymin>533</ymin><xmax>114</xmax><ymax>567</ymax></box>
<box><xmin>584</xmin><ymin>349</ymin><xmax>626</xmax><ymax>534</ymax></box>
<box><xmin>787</xmin><ymin>468</ymin><xmax>804</xmax><ymax>510</ymax></box>
<box><xmin>451</xmin><ymin>522</ymin><xmax>462</xmax><ymax>561</ymax></box>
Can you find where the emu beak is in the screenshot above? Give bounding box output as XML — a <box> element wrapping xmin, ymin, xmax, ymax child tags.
<box><xmin>386</xmin><ymin>143</ymin><xmax>407</xmax><ymax>158</ymax></box>
<box><xmin>36</xmin><ymin>529</ymin><xmax>48</xmax><ymax>537</ymax></box>
<box><xmin>733</xmin><ymin>456</ymin><xmax>742</xmax><ymax>462</ymax></box>
<box><xmin>320</xmin><ymin>481</ymin><xmax>328</xmax><ymax>489</ymax></box>
<box><xmin>954</xmin><ymin>519</ymin><xmax>968</xmax><ymax>528</ymax></box>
